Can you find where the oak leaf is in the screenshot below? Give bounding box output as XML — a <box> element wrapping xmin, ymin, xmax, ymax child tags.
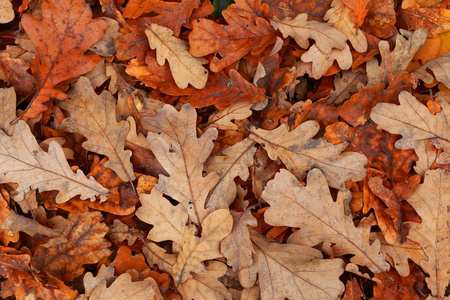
<box><xmin>270</xmin><ymin>13</ymin><xmax>347</xmax><ymax>53</ymax></box>
<box><xmin>0</xmin><ymin>120</ymin><xmax>108</xmax><ymax>203</ymax></box>
<box><xmin>0</xmin><ymin>87</ymin><xmax>16</xmax><ymax>135</ymax></box>
<box><xmin>405</xmin><ymin>169</ymin><xmax>450</xmax><ymax>298</ymax></box>
<box><xmin>0</xmin><ymin>53</ymin><xmax>35</xmax><ymax>96</ymax></box>
<box><xmin>146</xmin><ymin>23</ymin><xmax>208</xmax><ymax>89</ymax></box>
<box><xmin>0</xmin><ymin>0</ymin><xmax>14</xmax><ymax>24</ymax></box>
<box><xmin>249</xmin><ymin>121</ymin><xmax>367</xmax><ymax>190</ymax></box>
<box><xmin>201</xmin><ymin>100</ymin><xmax>254</xmax><ymax>131</ymax></box>
<box><xmin>240</xmin><ymin>231</ymin><xmax>345</xmax><ymax>300</ymax></box>
<box><xmin>327</xmin><ymin>71</ymin><xmax>367</xmax><ymax>105</ymax></box>
<box><xmin>82</xmin><ymin>265</ymin><xmax>115</xmax><ymax>297</ymax></box>
<box><xmin>414</xmin><ymin>53</ymin><xmax>450</xmax><ymax>88</ymax></box>
<box><xmin>371</xmin><ymin>91</ymin><xmax>450</xmax><ymax>164</ymax></box>
<box><xmin>31</xmin><ymin>212</ymin><xmax>112</xmax><ymax>281</ymax></box>
<box><xmin>142</xmin><ymin>104</ymin><xmax>219</xmax><ymax>225</ymax></box>
<box><xmin>301</xmin><ymin>44</ymin><xmax>353</xmax><ymax>79</ymax></box>
<box><xmin>262</xmin><ymin>168</ymin><xmax>390</xmax><ymax>273</ymax></box>
<box><xmin>21</xmin><ymin>0</ymin><xmax>107</xmax><ymax>120</ymax></box>
<box><xmin>59</xmin><ymin>77</ymin><xmax>135</xmax><ymax>182</ymax></box>
<box><xmin>89</xmin><ymin>273</ymin><xmax>158</xmax><ymax>300</ymax></box>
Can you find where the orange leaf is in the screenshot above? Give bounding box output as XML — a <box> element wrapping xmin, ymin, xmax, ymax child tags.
<box><xmin>21</xmin><ymin>0</ymin><xmax>107</xmax><ymax>121</ymax></box>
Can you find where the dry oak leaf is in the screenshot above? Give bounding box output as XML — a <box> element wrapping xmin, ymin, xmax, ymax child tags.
<box><xmin>142</xmin><ymin>104</ymin><xmax>219</xmax><ymax>225</ymax></box>
<box><xmin>270</xmin><ymin>13</ymin><xmax>347</xmax><ymax>54</ymax></box>
<box><xmin>371</xmin><ymin>91</ymin><xmax>450</xmax><ymax>164</ymax></box>
<box><xmin>0</xmin><ymin>195</ymin><xmax>19</xmax><ymax>245</ymax></box>
<box><xmin>342</xmin><ymin>0</ymin><xmax>370</xmax><ymax>27</ymax></box>
<box><xmin>0</xmin><ymin>0</ymin><xmax>14</xmax><ymax>24</ymax></box>
<box><xmin>324</xmin><ymin>0</ymin><xmax>368</xmax><ymax>53</ymax></box>
<box><xmin>177</xmin><ymin>261</ymin><xmax>232</xmax><ymax>300</ymax></box>
<box><xmin>262</xmin><ymin>168</ymin><xmax>390</xmax><ymax>273</ymax></box>
<box><xmin>31</xmin><ymin>211</ymin><xmax>112</xmax><ymax>281</ymax></box>
<box><xmin>201</xmin><ymin>100</ymin><xmax>254</xmax><ymax>131</ymax></box>
<box><xmin>327</xmin><ymin>70</ymin><xmax>367</xmax><ymax>105</ymax></box>
<box><xmin>59</xmin><ymin>77</ymin><xmax>135</xmax><ymax>182</ymax></box>
<box><xmin>189</xmin><ymin>69</ymin><xmax>266</xmax><ymax>109</ymax></box>
<box><xmin>301</xmin><ymin>44</ymin><xmax>353</xmax><ymax>79</ymax></box>
<box><xmin>414</xmin><ymin>53</ymin><xmax>450</xmax><ymax>89</ymax></box>
<box><xmin>146</xmin><ymin>23</ymin><xmax>208</xmax><ymax>89</ymax></box>
<box><xmin>21</xmin><ymin>0</ymin><xmax>107</xmax><ymax>121</ymax></box>
<box><xmin>189</xmin><ymin>10</ymin><xmax>277</xmax><ymax>72</ymax></box>
<box><xmin>405</xmin><ymin>169</ymin><xmax>450</xmax><ymax>298</ymax></box>
<box><xmin>220</xmin><ymin>207</ymin><xmax>257</xmax><ymax>271</ymax></box>
<box><xmin>82</xmin><ymin>264</ymin><xmax>115</xmax><ymax>297</ymax></box>
<box><xmin>89</xmin><ymin>273</ymin><xmax>158</xmax><ymax>300</ymax></box>
<box><xmin>0</xmin><ymin>53</ymin><xmax>35</xmax><ymax>96</ymax></box>
<box><xmin>239</xmin><ymin>231</ymin><xmax>345</xmax><ymax>300</ymax></box>
<box><xmin>0</xmin><ymin>87</ymin><xmax>16</xmax><ymax>135</ymax></box>
<box><xmin>0</xmin><ymin>120</ymin><xmax>108</xmax><ymax>203</ymax></box>
<box><xmin>249</xmin><ymin>121</ymin><xmax>367</xmax><ymax>191</ymax></box>
<box><xmin>108</xmin><ymin>219</ymin><xmax>144</xmax><ymax>246</ymax></box>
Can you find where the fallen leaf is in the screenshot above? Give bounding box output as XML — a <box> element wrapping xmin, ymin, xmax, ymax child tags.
<box><xmin>89</xmin><ymin>273</ymin><xmax>157</xmax><ymax>300</ymax></box>
<box><xmin>0</xmin><ymin>87</ymin><xmax>16</xmax><ymax>135</ymax></box>
<box><xmin>201</xmin><ymin>100</ymin><xmax>254</xmax><ymax>131</ymax></box>
<box><xmin>301</xmin><ymin>44</ymin><xmax>353</xmax><ymax>79</ymax></box>
<box><xmin>0</xmin><ymin>0</ymin><xmax>14</xmax><ymax>24</ymax></box>
<box><xmin>327</xmin><ymin>71</ymin><xmax>367</xmax><ymax>105</ymax></box>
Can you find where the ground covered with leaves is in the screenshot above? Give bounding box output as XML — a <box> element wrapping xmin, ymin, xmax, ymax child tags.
<box><xmin>0</xmin><ymin>0</ymin><xmax>449</xmax><ymax>299</ymax></box>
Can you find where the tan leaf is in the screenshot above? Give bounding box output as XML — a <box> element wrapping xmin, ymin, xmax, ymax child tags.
<box><xmin>371</xmin><ymin>91</ymin><xmax>450</xmax><ymax>164</ymax></box>
<box><xmin>270</xmin><ymin>13</ymin><xmax>347</xmax><ymax>54</ymax></box>
<box><xmin>262</xmin><ymin>169</ymin><xmax>390</xmax><ymax>273</ymax></box>
<box><xmin>2</xmin><ymin>210</ymin><xmax>59</xmax><ymax>237</ymax></box>
<box><xmin>137</xmin><ymin>188</ymin><xmax>189</xmax><ymax>247</ymax></box>
<box><xmin>366</xmin><ymin>29</ymin><xmax>427</xmax><ymax>87</ymax></box>
<box><xmin>142</xmin><ymin>242</ymin><xmax>177</xmax><ymax>275</ymax></box>
<box><xmin>59</xmin><ymin>77</ymin><xmax>135</xmax><ymax>182</ymax></box>
<box><xmin>220</xmin><ymin>207</ymin><xmax>257</xmax><ymax>271</ymax></box>
<box><xmin>83</xmin><ymin>264</ymin><xmax>115</xmax><ymax>297</ymax></box>
<box><xmin>324</xmin><ymin>0</ymin><xmax>367</xmax><ymax>53</ymax></box>
<box><xmin>205</xmin><ymin>138</ymin><xmax>256</xmax><ymax>209</ymax></box>
<box><xmin>413</xmin><ymin>140</ymin><xmax>437</xmax><ymax>176</ymax></box>
<box><xmin>406</xmin><ymin>169</ymin><xmax>450</xmax><ymax>298</ymax></box>
<box><xmin>201</xmin><ymin>101</ymin><xmax>254</xmax><ymax>131</ymax></box>
<box><xmin>108</xmin><ymin>219</ymin><xmax>144</xmax><ymax>246</ymax></box>
<box><xmin>0</xmin><ymin>0</ymin><xmax>14</xmax><ymax>24</ymax></box>
<box><xmin>178</xmin><ymin>261</ymin><xmax>232</xmax><ymax>300</ymax></box>
<box><xmin>90</xmin><ymin>18</ymin><xmax>121</xmax><ymax>57</ymax></box>
<box><xmin>146</xmin><ymin>23</ymin><xmax>208</xmax><ymax>89</ymax></box>
<box><xmin>240</xmin><ymin>231</ymin><xmax>345</xmax><ymax>300</ymax></box>
<box><xmin>414</xmin><ymin>53</ymin><xmax>450</xmax><ymax>89</ymax></box>
<box><xmin>327</xmin><ymin>71</ymin><xmax>367</xmax><ymax>105</ymax></box>
<box><xmin>142</xmin><ymin>104</ymin><xmax>219</xmax><ymax>225</ymax></box>
<box><xmin>301</xmin><ymin>44</ymin><xmax>352</xmax><ymax>79</ymax></box>
<box><xmin>0</xmin><ymin>87</ymin><xmax>16</xmax><ymax>135</ymax></box>
<box><xmin>173</xmin><ymin>209</ymin><xmax>233</xmax><ymax>284</ymax></box>
<box><xmin>0</xmin><ymin>120</ymin><xmax>108</xmax><ymax>203</ymax></box>
<box><xmin>249</xmin><ymin>121</ymin><xmax>367</xmax><ymax>191</ymax></box>
<box><xmin>89</xmin><ymin>273</ymin><xmax>157</xmax><ymax>300</ymax></box>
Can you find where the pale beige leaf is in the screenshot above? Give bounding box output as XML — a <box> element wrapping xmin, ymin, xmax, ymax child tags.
<box><xmin>89</xmin><ymin>273</ymin><xmax>157</xmax><ymax>300</ymax></box>
<box><xmin>270</xmin><ymin>14</ymin><xmax>347</xmax><ymax>54</ymax></box>
<box><xmin>414</xmin><ymin>140</ymin><xmax>437</xmax><ymax>176</ymax></box>
<box><xmin>415</xmin><ymin>53</ymin><xmax>450</xmax><ymax>88</ymax></box>
<box><xmin>85</xmin><ymin>59</ymin><xmax>109</xmax><ymax>89</ymax></box>
<box><xmin>205</xmin><ymin>138</ymin><xmax>256</xmax><ymax>209</ymax></box>
<box><xmin>301</xmin><ymin>44</ymin><xmax>352</xmax><ymax>79</ymax></box>
<box><xmin>327</xmin><ymin>71</ymin><xmax>367</xmax><ymax>105</ymax></box>
<box><xmin>173</xmin><ymin>209</ymin><xmax>232</xmax><ymax>284</ymax></box>
<box><xmin>249</xmin><ymin>121</ymin><xmax>367</xmax><ymax>190</ymax></box>
<box><xmin>15</xmin><ymin>189</ymin><xmax>37</xmax><ymax>213</ymax></box>
<box><xmin>83</xmin><ymin>264</ymin><xmax>115</xmax><ymax>297</ymax></box>
<box><xmin>262</xmin><ymin>168</ymin><xmax>389</xmax><ymax>273</ymax></box>
<box><xmin>220</xmin><ymin>207</ymin><xmax>257</xmax><ymax>271</ymax></box>
<box><xmin>367</xmin><ymin>29</ymin><xmax>427</xmax><ymax>87</ymax></box>
<box><xmin>324</xmin><ymin>0</ymin><xmax>367</xmax><ymax>52</ymax></box>
<box><xmin>146</xmin><ymin>23</ymin><xmax>208</xmax><ymax>89</ymax></box>
<box><xmin>108</xmin><ymin>219</ymin><xmax>144</xmax><ymax>246</ymax></box>
<box><xmin>243</xmin><ymin>231</ymin><xmax>345</xmax><ymax>300</ymax></box>
<box><xmin>178</xmin><ymin>261</ymin><xmax>232</xmax><ymax>300</ymax></box>
<box><xmin>2</xmin><ymin>210</ymin><xmax>59</xmax><ymax>237</ymax></box>
<box><xmin>0</xmin><ymin>87</ymin><xmax>15</xmax><ymax>135</ymax></box>
<box><xmin>137</xmin><ymin>188</ymin><xmax>189</xmax><ymax>247</ymax></box>
<box><xmin>142</xmin><ymin>242</ymin><xmax>177</xmax><ymax>275</ymax></box>
<box><xmin>371</xmin><ymin>91</ymin><xmax>450</xmax><ymax>164</ymax></box>
<box><xmin>142</xmin><ymin>104</ymin><xmax>219</xmax><ymax>225</ymax></box>
<box><xmin>202</xmin><ymin>101</ymin><xmax>254</xmax><ymax>131</ymax></box>
<box><xmin>126</xmin><ymin>116</ymin><xmax>150</xmax><ymax>149</ymax></box>
<box><xmin>0</xmin><ymin>121</ymin><xmax>108</xmax><ymax>203</ymax></box>
<box><xmin>0</xmin><ymin>0</ymin><xmax>14</xmax><ymax>24</ymax></box>
<box><xmin>59</xmin><ymin>77</ymin><xmax>135</xmax><ymax>182</ymax></box>
<box><xmin>406</xmin><ymin>169</ymin><xmax>450</xmax><ymax>298</ymax></box>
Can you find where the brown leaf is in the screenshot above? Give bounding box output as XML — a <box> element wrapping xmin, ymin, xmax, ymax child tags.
<box><xmin>21</xmin><ymin>0</ymin><xmax>107</xmax><ymax>120</ymax></box>
<box><xmin>0</xmin><ymin>53</ymin><xmax>35</xmax><ymax>96</ymax></box>
<box><xmin>0</xmin><ymin>87</ymin><xmax>16</xmax><ymax>136</ymax></box>
<box><xmin>89</xmin><ymin>273</ymin><xmax>158</xmax><ymax>300</ymax></box>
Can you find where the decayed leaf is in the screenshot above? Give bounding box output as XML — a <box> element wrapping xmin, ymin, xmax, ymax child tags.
<box><xmin>220</xmin><ymin>207</ymin><xmax>257</xmax><ymax>271</ymax></box>
<box><xmin>301</xmin><ymin>44</ymin><xmax>352</xmax><ymax>79</ymax></box>
<box><xmin>31</xmin><ymin>212</ymin><xmax>112</xmax><ymax>281</ymax></box>
<box><xmin>201</xmin><ymin>100</ymin><xmax>254</xmax><ymax>131</ymax></box>
<box><xmin>262</xmin><ymin>169</ymin><xmax>390</xmax><ymax>273</ymax></box>
<box><xmin>90</xmin><ymin>18</ymin><xmax>121</xmax><ymax>57</ymax></box>
<box><xmin>21</xmin><ymin>0</ymin><xmax>107</xmax><ymax>120</ymax></box>
<box><xmin>0</xmin><ymin>53</ymin><xmax>35</xmax><ymax>96</ymax></box>
<box><xmin>142</xmin><ymin>104</ymin><xmax>219</xmax><ymax>225</ymax></box>
<box><xmin>177</xmin><ymin>261</ymin><xmax>232</xmax><ymax>300</ymax></box>
<box><xmin>172</xmin><ymin>209</ymin><xmax>232</xmax><ymax>284</ymax></box>
<box><xmin>0</xmin><ymin>195</ymin><xmax>19</xmax><ymax>245</ymax></box>
<box><xmin>371</xmin><ymin>91</ymin><xmax>450</xmax><ymax>164</ymax></box>
<box><xmin>406</xmin><ymin>169</ymin><xmax>450</xmax><ymax>298</ymax></box>
<box><xmin>240</xmin><ymin>231</ymin><xmax>345</xmax><ymax>300</ymax></box>
<box><xmin>366</xmin><ymin>29</ymin><xmax>427</xmax><ymax>87</ymax></box>
<box><xmin>89</xmin><ymin>273</ymin><xmax>157</xmax><ymax>300</ymax></box>
<box><xmin>249</xmin><ymin>121</ymin><xmax>367</xmax><ymax>190</ymax></box>
<box><xmin>146</xmin><ymin>23</ymin><xmax>208</xmax><ymax>89</ymax></box>
<box><xmin>327</xmin><ymin>71</ymin><xmax>367</xmax><ymax>105</ymax></box>
<box><xmin>59</xmin><ymin>77</ymin><xmax>135</xmax><ymax>182</ymax></box>
<box><xmin>108</xmin><ymin>219</ymin><xmax>144</xmax><ymax>246</ymax></box>
<box><xmin>204</xmin><ymin>138</ymin><xmax>256</xmax><ymax>209</ymax></box>
<box><xmin>270</xmin><ymin>13</ymin><xmax>347</xmax><ymax>54</ymax></box>
<box><xmin>324</xmin><ymin>0</ymin><xmax>367</xmax><ymax>53</ymax></box>
<box><xmin>0</xmin><ymin>120</ymin><xmax>108</xmax><ymax>203</ymax></box>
